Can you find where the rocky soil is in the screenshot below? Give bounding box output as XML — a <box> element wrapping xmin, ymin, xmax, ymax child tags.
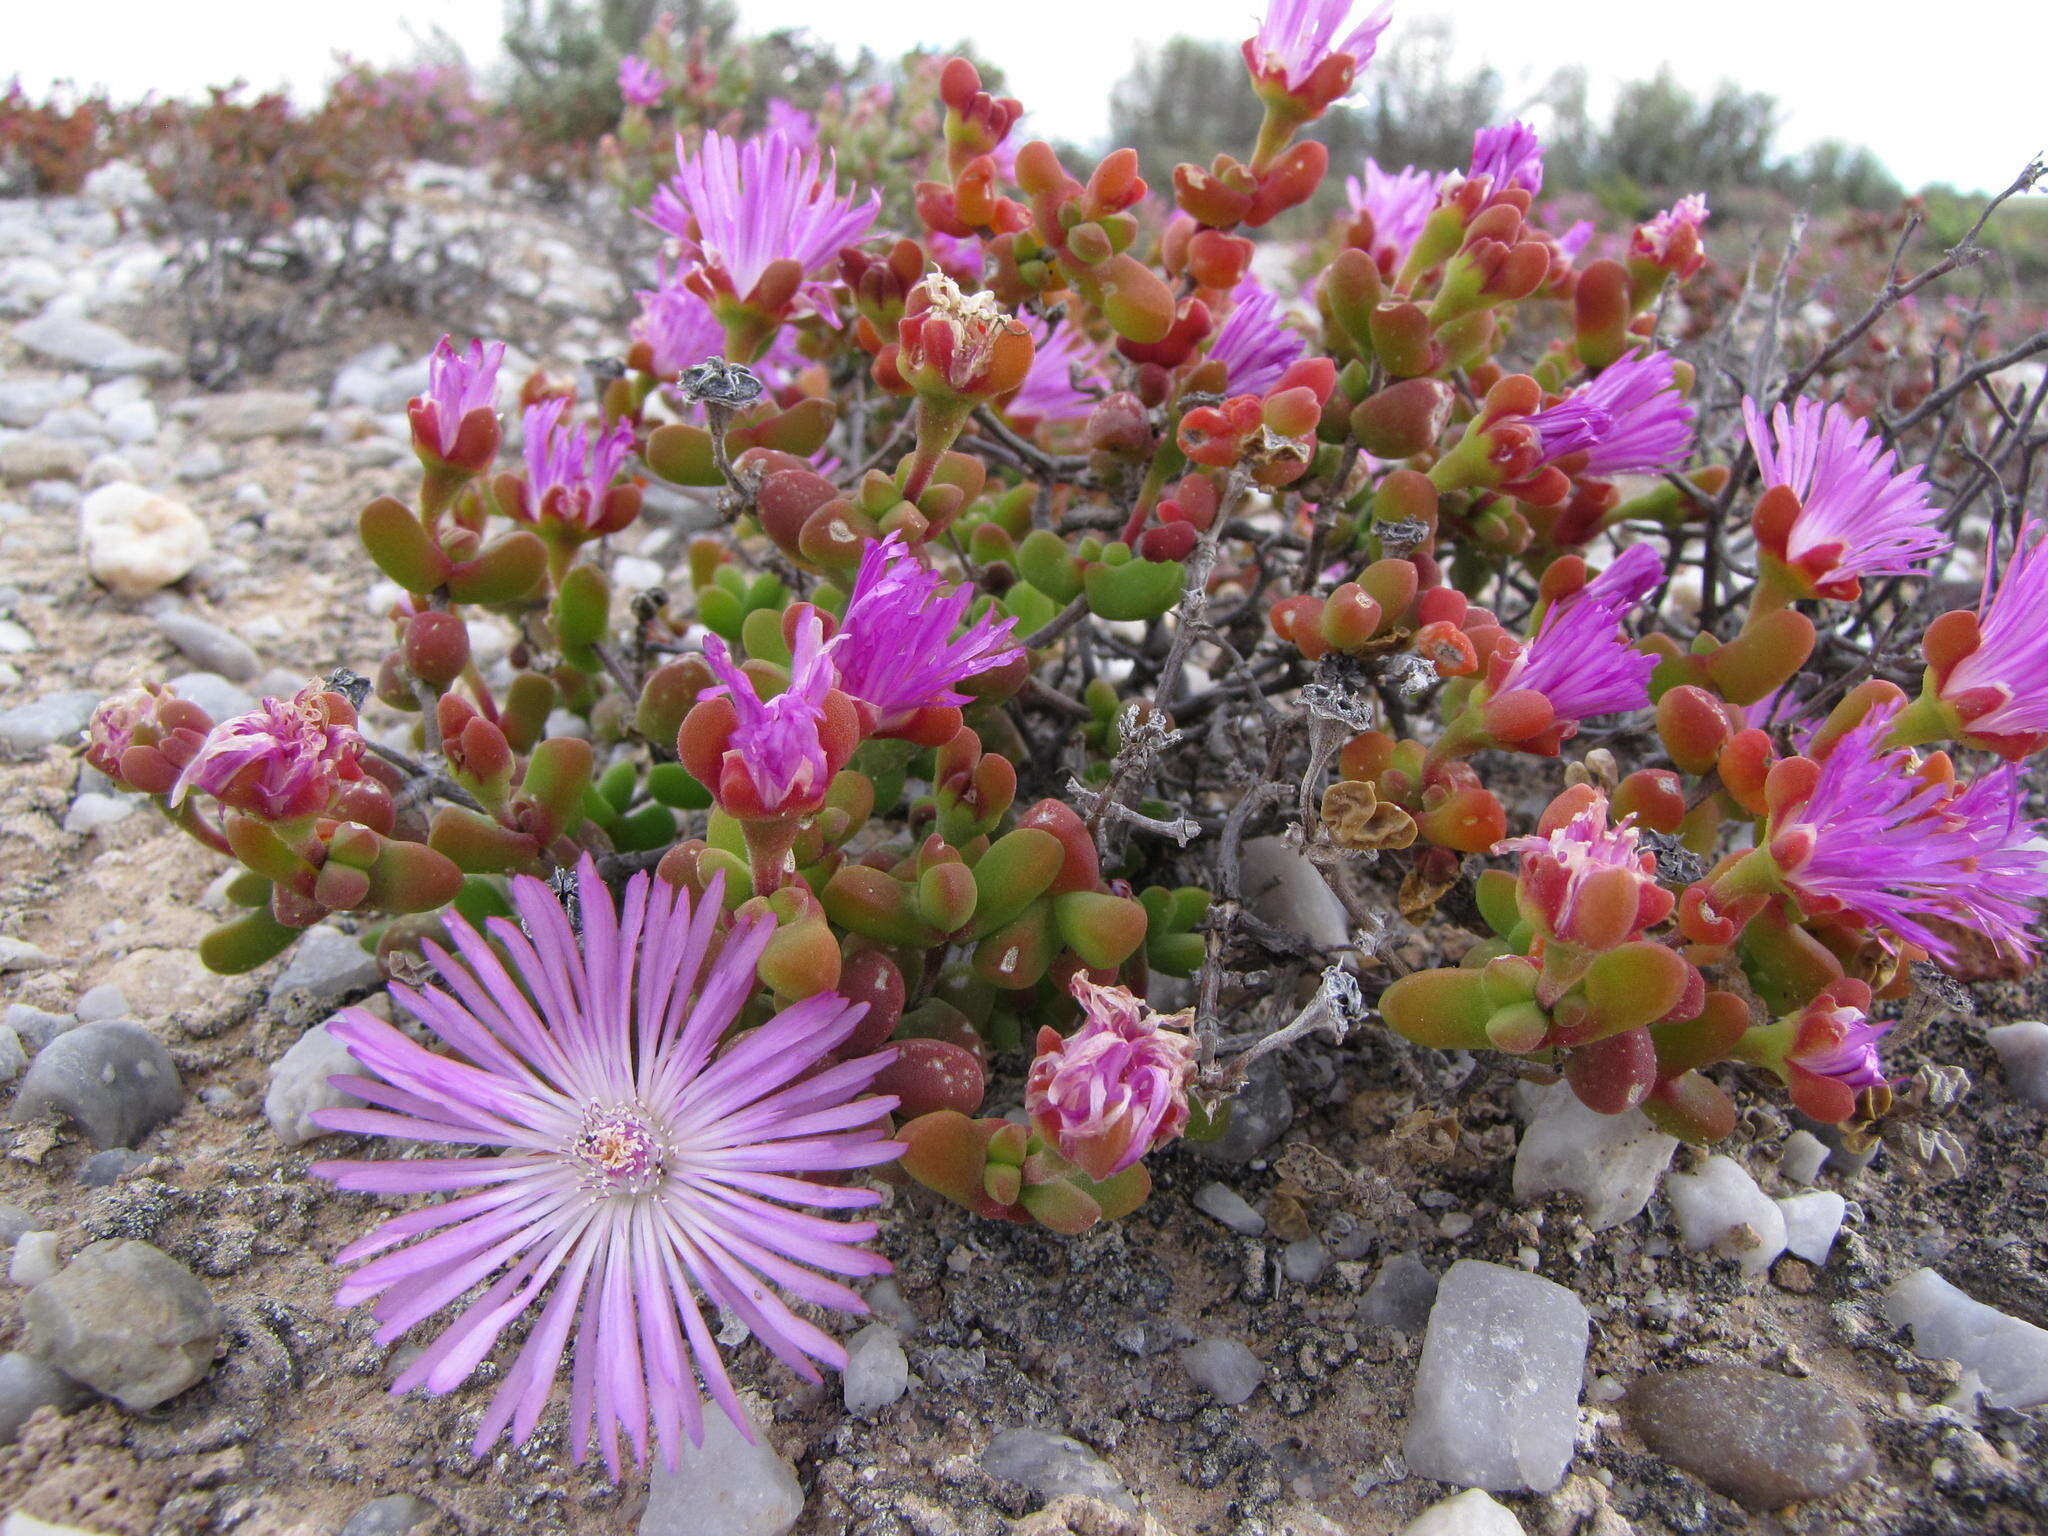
<box><xmin>1</xmin><ymin>167</ymin><xmax>2046</xmax><ymax>1536</ymax></box>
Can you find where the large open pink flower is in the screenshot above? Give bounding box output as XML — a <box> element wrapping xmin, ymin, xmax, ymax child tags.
<box><xmin>312</xmin><ymin>858</ymin><xmax>900</xmax><ymax>1473</ymax></box>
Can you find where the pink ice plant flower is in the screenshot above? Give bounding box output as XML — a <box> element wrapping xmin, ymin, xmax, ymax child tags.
<box><xmin>170</xmin><ymin>683</ymin><xmax>364</xmax><ymax>821</ymax></box>
<box><xmin>1005</xmin><ymin>315</ymin><xmax>1108</xmax><ymax>425</ymax></box>
<box><xmin>1496</xmin><ymin>543</ymin><xmax>1664</xmax><ymax>725</ymax></box>
<box><xmin>644</xmin><ymin>128</ymin><xmax>879</xmax><ymax>308</ymax></box>
<box><xmin>1466</xmin><ymin>121</ymin><xmax>1545</xmax><ymax>195</ymax></box>
<box><xmin>1631</xmin><ymin>193</ymin><xmax>1709</xmax><ymax>277</ymax></box>
<box><xmin>1766</xmin><ymin>704</ymin><xmax>2048</xmax><ymax>964</ymax></box>
<box><xmin>1743</xmin><ymin>394</ymin><xmax>1947</xmax><ymax>594</ymax></box>
<box><xmin>1246</xmin><ymin>0</ymin><xmax>1392</xmax><ymax>97</ymax></box>
<box><xmin>631</xmin><ymin>275</ymin><xmax>726</xmax><ymax>378</ymax></box>
<box><xmin>698</xmin><ymin>610</ymin><xmax>842</xmax><ymax>812</ymax></box>
<box><xmin>1207</xmin><ymin>279</ymin><xmax>1307</xmax><ymax>397</ymax></box>
<box><xmin>618</xmin><ymin>55</ymin><xmax>666</xmax><ymax>109</ymax></box>
<box><xmin>1026</xmin><ymin>976</ymin><xmax>1198</xmax><ymax>1181</ymax></box>
<box><xmin>1344</xmin><ymin>158</ymin><xmax>1439</xmax><ymax>266</ymax></box>
<box><xmin>1790</xmin><ymin>1000</ymin><xmax>1892</xmax><ymax>1095</ymax></box>
<box><xmin>1497</xmin><ymin>790</ymin><xmax>1674</xmax><ymax>949</ymax></box>
<box><xmin>310</xmin><ymin>858</ymin><xmax>899</xmax><ymax>1474</ymax></box>
<box><xmin>1528</xmin><ymin>349</ymin><xmax>1694</xmax><ymax>477</ymax></box>
<box><xmin>416</xmin><ymin>336</ymin><xmax>505</xmax><ymax>459</ymax></box>
<box><xmin>763</xmin><ymin>98</ymin><xmax>817</xmax><ymax>149</ymax></box>
<box><xmin>1936</xmin><ymin>517</ymin><xmax>2048</xmax><ymax>742</ymax></box>
<box><xmin>833</xmin><ymin>533</ymin><xmax>1022</xmax><ymax>731</ymax></box>
<box><xmin>522</xmin><ymin>397</ymin><xmax>635</xmax><ymax>530</ymax></box>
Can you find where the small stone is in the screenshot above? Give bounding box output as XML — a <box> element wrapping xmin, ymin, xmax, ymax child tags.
<box><xmin>263</xmin><ymin>1021</ymin><xmax>364</xmax><ymax>1146</ymax></box>
<box><xmin>155</xmin><ymin>612</ymin><xmax>260</xmax><ymax>681</ymax></box>
<box><xmin>1193</xmin><ymin>1182</ymin><xmax>1264</xmax><ymax>1236</ymax></box>
<box><xmin>73</xmin><ymin>986</ymin><xmax>128</xmax><ymax>1024</ymax></box>
<box><xmin>165</xmin><ymin>669</ymin><xmax>254</xmax><ymax>723</ymax></box>
<box><xmin>1883</xmin><ymin>1268</ymin><xmax>2048</xmax><ymax>1409</ymax></box>
<box><xmin>842</xmin><ymin>1322</ymin><xmax>909</xmax><ymax>1412</ymax></box>
<box><xmin>0</xmin><ymin>618</ymin><xmax>33</xmax><ymax>654</ymax></box>
<box><xmin>0</xmin><ymin>690</ymin><xmax>99</xmax><ymax>755</ymax></box>
<box><xmin>0</xmin><ymin>1027</ymin><xmax>23</xmax><ymax>1085</ymax></box>
<box><xmin>1399</xmin><ymin>1489</ymin><xmax>1526</xmax><ymax>1536</ymax></box>
<box><xmin>1114</xmin><ymin>1317</ymin><xmax>1194</xmax><ymax>1357</ymax></box>
<box><xmin>639</xmin><ymin>1404</ymin><xmax>802</xmax><ymax>1536</ymax></box>
<box><xmin>1240</xmin><ymin>836</ymin><xmax>1350</xmax><ymax>948</ymax></box>
<box><xmin>338</xmin><ymin>1494</ymin><xmax>436</xmax><ymax>1536</ymax></box>
<box><xmin>612</xmin><ymin>555</ymin><xmax>666</xmax><ymax>590</ymax></box>
<box><xmin>10</xmin><ymin>1232</ymin><xmax>60</xmax><ymax>1288</ymax></box>
<box><xmin>982</xmin><ymin>1429</ymin><xmax>1135</xmax><ymax>1514</ymax></box>
<box><xmin>62</xmin><ymin>793</ymin><xmax>135</xmax><ymax>835</ymax></box>
<box><xmin>102</xmin><ymin>399</ymin><xmax>158</xmax><ymax>447</ymax></box>
<box><xmin>1622</xmin><ymin>1365</ymin><xmax>1874</xmax><ymax>1511</ymax></box>
<box><xmin>0</xmin><ymin>436</ymin><xmax>89</xmax><ymax>483</ymax></box>
<box><xmin>78</xmin><ymin>1150</ymin><xmax>152</xmax><ymax>1188</ymax></box>
<box><xmin>1179</xmin><ymin>1336</ymin><xmax>1264</xmax><ymax>1404</ymax></box>
<box><xmin>269</xmin><ymin>926</ymin><xmax>382</xmax><ymax>1025</ymax></box>
<box><xmin>1775</xmin><ymin>1190</ymin><xmax>1846</xmax><ymax>1265</ymax></box>
<box><xmin>1403</xmin><ymin>1259</ymin><xmax>1589</xmax><ymax>1493</ymax></box>
<box><xmin>1189</xmin><ymin>1050</ymin><xmax>1294</xmax><ymax>1164</ymax></box>
<box><xmin>79</xmin><ymin>482</ymin><xmax>211</xmax><ymax>598</ymax></box>
<box><xmin>0</xmin><ymin>1351</ymin><xmax>91</xmax><ymax>1446</ymax></box>
<box><xmin>1777</xmin><ymin>1130</ymin><xmax>1830</xmax><ymax>1186</ymax></box>
<box><xmin>177</xmin><ymin>444</ymin><xmax>226</xmax><ymax>482</ymax></box>
<box><xmin>190</xmin><ymin>389</ymin><xmax>316</xmax><ymax>442</ymax></box>
<box><xmin>22</xmin><ymin>1239</ymin><xmax>221</xmax><ymax>1410</ymax></box>
<box><xmin>5</xmin><ymin>1005</ymin><xmax>78</xmax><ymax>1054</ymax></box>
<box><xmin>1513</xmin><ymin>1081</ymin><xmax>1677</xmax><ymax>1231</ymax></box>
<box><xmin>10</xmin><ymin>1020</ymin><xmax>184</xmax><ymax>1149</ymax></box>
<box><xmin>1665</xmin><ymin>1155</ymin><xmax>1786</xmax><ymax>1277</ymax></box>
<box><xmin>1283</xmin><ymin>1238</ymin><xmax>1329</xmax><ymax>1284</ymax></box>
<box><xmin>14</xmin><ymin>313</ymin><xmax>174</xmax><ymax>375</ymax></box>
<box><xmin>1987</xmin><ymin>1021</ymin><xmax>2048</xmax><ymax>1109</ymax></box>
<box><xmin>0</xmin><ymin>1207</ymin><xmax>35</xmax><ymax>1244</ymax></box>
<box><xmin>1361</xmin><ymin>1252</ymin><xmax>1438</xmax><ymax>1332</ymax></box>
<box><xmin>0</xmin><ymin>376</ymin><xmax>85</xmax><ymax>429</ymax></box>
<box><xmin>863</xmin><ymin>1277</ymin><xmax>917</xmax><ymax>1335</ymax></box>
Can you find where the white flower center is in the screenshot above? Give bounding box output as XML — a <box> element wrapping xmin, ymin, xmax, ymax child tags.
<box><xmin>572</xmin><ymin>1107</ymin><xmax>667</xmax><ymax>1197</ymax></box>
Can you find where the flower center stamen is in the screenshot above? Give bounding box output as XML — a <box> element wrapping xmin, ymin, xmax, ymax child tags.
<box><xmin>572</xmin><ymin>1107</ymin><xmax>666</xmax><ymax>1196</ymax></box>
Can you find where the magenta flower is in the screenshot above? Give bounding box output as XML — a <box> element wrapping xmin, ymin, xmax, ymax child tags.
<box><xmin>1245</xmin><ymin>0</ymin><xmax>1392</xmax><ymax>109</ymax></box>
<box><xmin>1790</xmin><ymin>1002</ymin><xmax>1891</xmax><ymax>1095</ymax></box>
<box><xmin>631</xmin><ymin>274</ymin><xmax>725</xmax><ymax>379</ymax></box>
<box><xmin>1027</xmin><ymin>977</ymin><xmax>1197</xmax><ymax>1181</ymax></box>
<box><xmin>1556</xmin><ymin>219</ymin><xmax>1596</xmax><ymax>261</ymax></box>
<box><xmin>170</xmin><ymin>683</ymin><xmax>364</xmax><ymax>821</ymax></box>
<box><xmin>412</xmin><ymin>336</ymin><xmax>505</xmax><ymax>464</ymax></box>
<box><xmin>834</xmin><ymin>534</ymin><xmax>1022</xmax><ymax>732</ymax></box>
<box><xmin>1765</xmin><ymin>705</ymin><xmax>2048</xmax><ymax>964</ymax></box>
<box><xmin>1743</xmin><ymin>395</ymin><xmax>1946</xmax><ymax>598</ymax></box>
<box><xmin>618</xmin><ymin>55</ymin><xmax>665</xmax><ymax>109</ymax></box>
<box><xmin>1528</xmin><ymin>349</ymin><xmax>1694</xmax><ymax>477</ymax></box>
<box><xmin>1207</xmin><ymin>279</ymin><xmax>1306</xmax><ymax>397</ymax></box>
<box><xmin>1631</xmin><ymin>193</ymin><xmax>1709</xmax><ymax>279</ymax></box>
<box><xmin>311</xmin><ymin>858</ymin><xmax>899</xmax><ymax>1473</ymax></box>
<box><xmin>763</xmin><ymin>98</ymin><xmax>817</xmax><ymax>149</ymax></box>
<box><xmin>1494</xmin><ymin>543</ymin><xmax>1663</xmax><ymax>728</ymax></box>
<box><xmin>522</xmin><ymin>397</ymin><xmax>636</xmax><ymax>531</ymax></box>
<box><xmin>1497</xmin><ymin>790</ymin><xmax>1674</xmax><ymax>948</ymax></box>
<box><xmin>1931</xmin><ymin>518</ymin><xmax>2048</xmax><ymax>749</ymax></box>
<box><xmin>1005</xmin><ymin>315</ymin><xmax>1107</xmax><ymax>426</ymax></box>
<box><xmin>1467</xmin><ymin>121</ymin><xmax>1545</xmax><ymax>196</ymax></box>
<box><xmin>644</xmin><ymin>129</ymin><xmax>879</xmax><ymax>310</ymax></box>
<box><xmin>1344</xmin><ymin>158</ymin><xmax>1440</xmax><ymax>267</ymax></box>
<box><xmin>697</xmin><ymin>610</ymin><xmax>843</xmax><ymax>815</ymax></box>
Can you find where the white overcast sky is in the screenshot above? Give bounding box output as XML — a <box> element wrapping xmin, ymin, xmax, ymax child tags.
<box><xmin>9</xmin><ymin>0</ymin><xmax>2042</xmax><ymax>195</ymax></box>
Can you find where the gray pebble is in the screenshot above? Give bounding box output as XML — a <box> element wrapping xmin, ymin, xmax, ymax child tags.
<box><xmin>1189</xmin><ymin>1050</ymin><xmax>1294</xmax><ymax>1164</ymax></box>
<box><xmin>1623</xmin><ymin>1364</ymin><xmax>1874</xmax><ymax>1511</ymax></box>
<box><xmin>339</xmin><ymin>1494</ymin><xmax>437</xmax><ymax>1536</ymax></box>
<box><xmin>23</xmin><ymin>1239</ymin><xmax>221</xmax><ymax>1410</ymax></box>
<box><xmin>10</xmin><ymin>1019</ymin><xmax>184</xmax><ymax>1148</ymax></box>
<box><xmin>155</xmin><ymin>612</ymin><xmax>260</xmax><ymax>682</ymax></box>
<box><xmin>5</xmin><ymin>1004</ymin><xmax>79</xmax><ymax>1054</ymax></box>
<box><xmin>1362</xmin><ymin>1251</ymin><xmax>1439</xmax><ymax>1332</ymax></box>
<box><xmin>73</xmin><ymin>985</ymin><xmax>129</xmax><ymax>1024</ymax></box>
<box><xmin>0</xmin><ymin>1350</ymin><xmax>91</xmax><ymax>1445</ymax></box>
<box><xmin>269</xmin><ymin>926</ymin><xmax>382</xmax><ymax>1025</ymax></box>
<box><xmin>981</xmin><ymin>1428</ymin><xmax>1135</xmax><ymax>1514</ymax></box>
<box><xmin>0</xmin><ymin>1205</ymin><xmax>38</xmax><ymax>1244</ymax></box>
<box><xmin>78</xmin><ymin>1149</ymin><xmax>154</xmax><ymax>1187</ymax></box>
<box><xmin>640</xmin><ymin>1404</ymin><xmax>802</xmax><ymax>1536</ymax></box>
<box><xmin>62</xmin><ymin>792</ymin><xmax>136</xmax><ymax>835</ymax></box>
<box><xmin>0</xmin><ymin>689</ymin><xmax>100</xmax><ymax>756</ymax></box>
<box><xmin>263</xmin><ymin>1021</ymin><xmax>363</xmax><ymax>1146</ymax></box>
<box><xmin>1192</xmin><ymin>1182</ymin><xmax>1265</xmax><ymax>1236</ymax></box>
<box><xmin>0</xmin><ymin>1026</ymin><xmax>25</xmax><ymax>1085</ymax></box>
<box><xmin>1283</xmin><ymin>1238</ymin><xmax>1329</xmax><ymax>1284</ymax></box>
<box><xmin>165</xmin><ymin>670</ymin><xmax>254</xmax><ymax>724</ymax></box>
<box><xmin>1179</xmin><ymin>1336</ymin><xmax>1265</xmax><ymax>1404</ymax></box>
<box><xmin>10</xmin><ymin>1231</ymin><xmax>60</xmax><ymax>1287</ymax></box>
<box><xmin>842</xmin><ymin>1322</ymin><xmax>909</xmax><ymax>1412</ymax></box>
